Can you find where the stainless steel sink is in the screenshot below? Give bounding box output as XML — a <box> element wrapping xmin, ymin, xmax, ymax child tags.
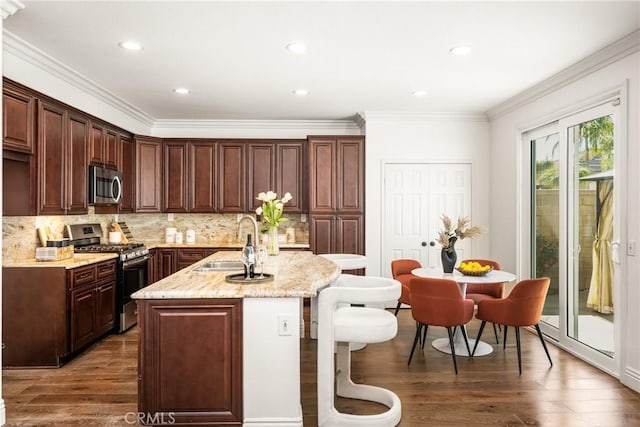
<box><xmin>193</xmin><ymin>261</ymin><xmax>245</xmax><ymax>272</ymax></box>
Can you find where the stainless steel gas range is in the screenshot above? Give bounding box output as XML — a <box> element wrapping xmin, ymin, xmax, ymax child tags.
<box><xmin>65</xmin><ymin>223</ymin><xmax>149</xmax><ymax>333</ymax></box>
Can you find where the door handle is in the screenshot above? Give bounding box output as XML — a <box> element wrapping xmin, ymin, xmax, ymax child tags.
<box><xmin>421</xmin><ymin>241</ymin><xmax>427</xmax><ymax>247</ymax></box>
<box><xmin>421</xmin><ymin>241</ymin><xmax>436</xmax><ymax>247</ymax></box>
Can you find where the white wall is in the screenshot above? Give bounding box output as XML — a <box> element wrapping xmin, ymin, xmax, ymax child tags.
<box><xmin>363</xmin><ymin>113</ymin><xmax>491</xmax><ymax>277</ymax></box>
<box><xmin>489</xmin><ymin>51</ymin><xmax>640</xmax><ymax>393</ymax></box>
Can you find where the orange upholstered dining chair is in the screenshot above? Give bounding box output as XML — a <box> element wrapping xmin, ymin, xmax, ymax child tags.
<box><xmin>472</xmin><ymin>277</ymin><xmax>552</xmax><ymax>374</ymax></box>
<box><xmin>391</xmin><ymin>259</ymin><xmax>422</xmax><ymax>315</ymax></box>
<box><xmin>408</xmin><ymin>277</ymin><xmax>475</xmax><ymax>374</ymax></box>
<box><xmin>462</xmin><ymin>258</ymin><xmax>504</xmax><ymax>343</ymax></box>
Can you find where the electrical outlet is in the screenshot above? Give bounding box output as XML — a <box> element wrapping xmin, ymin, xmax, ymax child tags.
<box><xmin>278</xmin><ymin>314</ymin><xmax>293</xmax><ymax>336</ymax></box>
<box><xmin>237</xmin><ymin>214</ymin><xmax>243</xmax><ymax>222</ymax></box>
<box><xmin>300</xmin><ymin>214</ymin><xmax>306</xmax><ymax>223</ymax></box>
<box><xmin>627</xmin><ymin>240</ymin><xmax>636</xmax><ymax>256</ymax></box>
<box><xmin>167</xmin><ymin>213</ymin><xmax>174</xmax><ymax>221</ymax></box>
<box><xmin>114</xmin><ymin>214</ymin><xmax>119</xmax><ymax>222</ymax></box>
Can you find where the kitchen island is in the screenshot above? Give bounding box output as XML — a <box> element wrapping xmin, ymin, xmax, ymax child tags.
<box><xmin>132</xmin><ymin>250</ymin><xmax>340</xmax><ymax>426</ymax></box>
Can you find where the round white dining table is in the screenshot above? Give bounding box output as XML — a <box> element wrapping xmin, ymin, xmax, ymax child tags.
<box><xmin>411</xmin><ymin>267</ymin><xmax>517</xmax><ymax>357</ymax></box>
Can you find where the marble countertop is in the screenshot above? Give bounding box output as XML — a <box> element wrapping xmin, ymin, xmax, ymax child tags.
<box><xmin>3</xmin><ymin>253</ymin><xmax>119</xmax><ymax>269</ymax></box>
<box><xmin>132</xmin><ymin>250</ymin><xmax>340</xmax><ymax>299</ymax></box>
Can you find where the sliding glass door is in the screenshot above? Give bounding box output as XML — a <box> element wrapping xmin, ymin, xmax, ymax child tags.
<box><xmin>526</xmin><ymin>101</ymin><xmax>619</xmax><ymax>374</ymax></box>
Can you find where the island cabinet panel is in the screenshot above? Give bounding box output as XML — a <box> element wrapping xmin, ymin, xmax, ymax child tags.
<box><xmin>118</xmin><ymin>135</ymin><xmax>135</xmax><ymax>213</ymax></box>
<box><xmin>218</xmin><ymin>141</ymin><xmax>246</xmax><ymax>213</ymax></box>
<box><xmin>135</xmin><ymin>136</ymin><xmax>162</xmax><ymax>212</ymax></box>
<box><xmin>163</xmin><ymin>141</ymin><xmax>188</xmax><ymax>212</ymax></box>
<box><xmin>189</xmin><ymin>141</ymin><xmax>217</xmax><ymax>212</ymax></box>
<box><xmin>138</xmin><ymin>299</ymin><xmax>243</xmax><ymax>426</ymax></box>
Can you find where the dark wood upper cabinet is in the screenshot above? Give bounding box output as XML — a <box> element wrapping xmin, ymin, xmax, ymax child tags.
<box><xmin>88</xmin><ymin>124</ymin><xmax>118</xmax><ymax>170</ymax></box>
<box><xmin>119</xmin><ymin>135</ymin><xmax>135</xmax><ymax>213</ymax></box>
<box><xmin>135</xmin><ymin>136</ymin><xmax>162</xmax><ymax>213</ymax></box>
<box><xmin>308</xmin><ymin>135</ymin><xmax>365</xmax><ymax>256</ymax></box>
<box><xmin>218</xmin><ymin>141</ymin><xmax>246</xmax><ymax>213</ymax></box>
<box><xmin>37</xmin><ymin>101</ymin><xmax>88</xmax><ymax>215</ymax></box>
<box><xmin>189</xmin><ymin>140</ymin><xmax>217</xmax><ymax>213</ymax></box>
<box><xmin>163</xmin><ymin>141</ymin><xmax>188</xmax><ymax>212</ymax></box>
<box><xmin>66</xmin><ymin>113</ymin><xmax>89</xmax><ymax>214</ymax></box>
<box><xmin>247</xmin><ymin>142</ymin><xmax>276</xmax><ymax>211</ymax></box>
<box><xmin>37</xmin><ymin>100</ymin><xmax>66</xmax><ymax>215</ymax></box>
<box><xmin>3</xmin><ymin>83</ymin><xmax>35</xmax><ymax>154</ymax></box>
<box><xmin>3</xmin><ymin>83</ymin><xmax>36</xmax><ymax>215</ymax></box>
<box><xmin>308</xmin><ymin>137</ymin><xmax>337</xmax><ymax>213</ymax></box>
<box><xmin>104</xmin><ymin>129</ymin><xmax>119</xmax><ymax>170</ymax></box>
<box><xmin>336</xmin><ymin>137</ymin><xmax>364</xmax><ymax>213</ymax></box>
<box><xmin>89</xmin><ymin>123</ymin><xmax>104</xmax><ymax>165</ymax></box>
<box><xmin>277</xmin><ymin>141</ymin><xmax>306</xmax><ymax>213</ymax></box>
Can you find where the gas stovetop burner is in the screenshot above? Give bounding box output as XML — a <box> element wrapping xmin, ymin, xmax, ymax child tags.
<box><xmin>74</xmin><ymin>243</ymin><xmax>145</xmax><ymax>253</ymax></box>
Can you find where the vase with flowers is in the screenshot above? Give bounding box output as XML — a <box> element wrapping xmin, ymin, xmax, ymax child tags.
<box><xmin>255</xmin><ymin>191</ymin><xmax>292</xmax><ymax>255</ymax></box>
<box><xmin>437</xmin><ymin>215</ymin><xmax>483</xmax><ymax>273</ymax></box>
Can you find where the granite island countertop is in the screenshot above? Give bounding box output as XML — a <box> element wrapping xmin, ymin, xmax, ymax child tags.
<box><xmin>132</xmin><ymin>250</ymin><xmax>340</xmax><ymax>299</ymax></box>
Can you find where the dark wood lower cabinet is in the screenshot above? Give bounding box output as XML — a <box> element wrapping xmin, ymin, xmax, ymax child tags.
<box><xmin>71</xmin><ymin>284</ymin><xmax>98</xmax><ymax>352</ymax></box>
<box><xmin>138</xmin><ymin>299</ymin><xmax>243</xmax><ymax>425</ymax></box>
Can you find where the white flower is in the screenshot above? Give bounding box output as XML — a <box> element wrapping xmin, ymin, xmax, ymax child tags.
<box><xmin>282</xmin><ymin>192</ymin><xmax>293</xmax><ymax>203</ymax></box>
<box><xmin>275</xmin><ymin>202</ymin><xmax>283</xmax><ymax>210</ymax></box>
<box><xmin>256</xmin><ymin>192</ymin><xmax>267</xmax><ymax>201</ymax></box>
<box><xmin>255</xmin><ymin>206</ymin><xmax>263</xmax><ymax>215</ymax></box>
<box><xmin>266</xmin><ymin>191</ymin><xmax>277</xmax><ymax>201</ymax></box>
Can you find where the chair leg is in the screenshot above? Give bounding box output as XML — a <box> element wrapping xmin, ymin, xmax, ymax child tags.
<box><xmin>408</xmin><ymin>323</ymin><xmax>422</xmax><ymax>365</ymax></box>
<box><xmin>503</xmin><ymin>325</ymin><xmax>508</xmax><ymax>349</ymax></box>
<box><xmin>515</xmin><ymin>326</ymin><xmax>522</xmax><ymax>375</ymax></box>
<box><xmin>535</xmin><ymin>324</ymin><xmax>553</xmax><ymax>367</ymax></box>
<box><xmin>421</xmin><ymin>324</ymin><xmax>428</xmax><ymax>349</ymax></box>
<box><xmin>471</xmin><ymin>320</ymin><xmax>487</xmax><ymax>356</ymax></box>
<box><xmin>394</xmin><ymin>301</ymin><xmax>401</xmax><ymax>316</ymax></box>
<box><xmin>492</xmin><ymin>323</ymin><xmax>499</xmax><ymax>344</ymax></box>
<box><xmin>460</xmin><ymin>325</ymin><xmax>471</xmax><ymax>356</ymax></box>
<box><xmin>446</xmin><ymin>327</ymin><xmax>458</xmax><ymax>374</ymax></box>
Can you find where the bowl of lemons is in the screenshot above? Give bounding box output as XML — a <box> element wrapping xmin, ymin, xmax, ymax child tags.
<box><xmin>456</xmin><ymin>261</ymin><xmax>493</xmax><ymax>276</ymax></box>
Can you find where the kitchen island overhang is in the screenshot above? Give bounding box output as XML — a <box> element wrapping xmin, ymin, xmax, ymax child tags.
<box><xmin>133</xmin><ymin>251</ymin><xmax>340</xmax><ymax>427</ymax></box>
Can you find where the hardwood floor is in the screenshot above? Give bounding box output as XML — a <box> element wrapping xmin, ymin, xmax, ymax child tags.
<box><xmin>3</xmin><ymin>308</ymin><xmax>640</xmax><ymax>426</ymax></box>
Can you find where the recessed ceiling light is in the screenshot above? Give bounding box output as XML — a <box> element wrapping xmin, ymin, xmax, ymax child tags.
<box><xmin>293</xmin><ymin>89</ymin><xmax>309</xmax><ymax>96</ymax></box>
<box><xmin>286</xmin><ymin>42</ymin><xmax>307</xmax><ymax>53</ymax></box>
<box><xmin>412</xmin><ymin>90</ymin><xmax>428</xmax><ymax>97</ymax></box>
<box><xmin>449</xmin><ymin>45</ymin><xmax>472</xmax><ymax>56</ymax></box>
<box><xmin>173</xmin><ymin>88</ymin><xmax>190</xmax><ymax>95</ymax></box>
<box><xmin>118</xmin><ymin>41</ymin><xmax>143</xmax><ymax>51</ymax></box>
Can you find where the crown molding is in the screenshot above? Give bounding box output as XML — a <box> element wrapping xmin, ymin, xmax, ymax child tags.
<box><xmin>361</xmin><ymin>111</ymin><xmax>488</xmax><ymax>122</ymax></box>
<box><xmin>153</xmin><ymin>118</ymin><xmax>360</xmax><ymax>130</ymax></box>
<box><xmin>486</xmin><ymin>29</ymin><xmax>640</xmax><ymax>121</ymax></box>
<box><xmin>1</xmin><ymin>0</ymin><xmax>24</xmax><ymax>19</ymax></box>
<box><xmin>3</xmin><ymin>30</ymin><xmax>155</xmax><ymax>127</ymax></box>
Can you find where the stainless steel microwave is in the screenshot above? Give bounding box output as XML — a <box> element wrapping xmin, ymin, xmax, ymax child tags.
<box><xmin>88</xmin><ymin>166</ymin><xmax>123</xmax><ymax>205</ymax></box>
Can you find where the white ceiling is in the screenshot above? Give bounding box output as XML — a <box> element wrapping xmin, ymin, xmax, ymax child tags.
<box><xmin>4</xmin><ymin>1</ymin><xmax>640</xmax><ymax>121</ymax></box>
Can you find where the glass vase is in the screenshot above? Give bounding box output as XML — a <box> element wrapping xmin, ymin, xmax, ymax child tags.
<box><xmin>267</xmin><ymin>226</ymin><xmax>280</xmax><ymax>256</ymax></box>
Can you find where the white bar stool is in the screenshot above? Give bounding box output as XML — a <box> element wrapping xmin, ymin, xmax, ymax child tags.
<box><xmin>317</xmin><ymin>274</ymin><xmax>402</xmax><ymax>426</ymax></box>
<box><xmin>312</xmin><ymin>254</ymin><xmax>367</xmax><ymax>340</ymax></box>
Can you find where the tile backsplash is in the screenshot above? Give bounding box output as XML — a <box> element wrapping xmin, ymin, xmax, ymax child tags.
<box><xmin>2</xmin><ymin>207</ymin><xmax>309</xmax><ymax>262</ymax></box>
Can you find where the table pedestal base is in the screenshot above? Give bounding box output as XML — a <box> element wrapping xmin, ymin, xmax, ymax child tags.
<box><xmin>431</xmin><ymin>327</ymin><xmax>493</xmax><ymax>357</ymax></box>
